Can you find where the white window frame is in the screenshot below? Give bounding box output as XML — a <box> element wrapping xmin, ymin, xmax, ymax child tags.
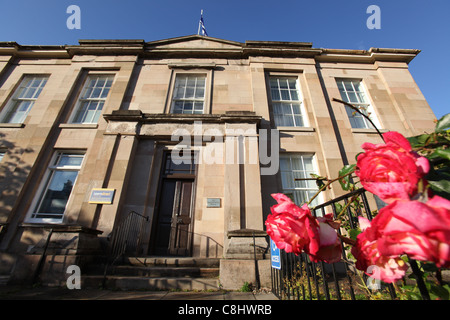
<box><xmin>0</xmin><ymin>75</ymin><xmax>48</xmax><ymax>124</ymax></box>
<box><xmin>336</xmin><ymin>78</ymin><xmax>381</xmax><ymax>129</ymax></box>
<box><xmin>170</xmin><ymin>74</ymin><xmax>207</xmax><ymax>114</ymax></box>
<box><xmin>69</xmin><ymin>74</ymin><xmax>114</xmax><ymax>124</ymax></box>
<box><xmin>27</xmin><ymin>151</ymin><xmax>85</xmax><ymax>224</ymax></box>
<box><xmin>269</xmin><ymin>76</ymin><xmax>307</xmax><ymax>127</ymax></box>
<box><xmin>279</xmin><ymin>154</ymin><xmax>322</xmax><ymax>208</ymax></box>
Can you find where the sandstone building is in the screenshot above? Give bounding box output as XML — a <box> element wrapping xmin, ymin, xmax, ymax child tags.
<box><xmin>0</xmin><ymin>35</ymin><xmax>436</xmax><ymax>289</ymax></box>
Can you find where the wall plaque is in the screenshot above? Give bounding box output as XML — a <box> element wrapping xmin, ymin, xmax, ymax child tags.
<box><xmin>89</xmin><ymin>188</ymin><xmax>115</xmax><ymax>204</ymax></box>
<box><xmin>206</xmin><ymin>198</ymin><xmax>221</xmax><ymax>208</ymax></box>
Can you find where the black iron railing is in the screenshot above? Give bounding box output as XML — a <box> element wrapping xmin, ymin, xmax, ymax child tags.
<box><xmin>102</xmin><ymin>211</ymin><xmax>148</xmax><ymax>285</ymax></box>
<box><xmin>271</xmin><ymin>188</ymin><xmax>435</xmax><ymax>300</ymax></box>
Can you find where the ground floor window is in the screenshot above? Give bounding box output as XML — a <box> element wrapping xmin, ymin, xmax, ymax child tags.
<box><xmin>29</xmin><ymin>152</ymin><xmax>84</xmax><ymax>222</ymax></box>
<box><xmin>279</xmin><ymin>154</ymin><xmax>321</xmax><ymax>207</ymax></box>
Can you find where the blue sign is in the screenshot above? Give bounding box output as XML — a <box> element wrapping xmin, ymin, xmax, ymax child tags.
<box><xmin>270</xmin><ymin>239</ymin><xmax>281</xmax><ymax>270</ymax></box>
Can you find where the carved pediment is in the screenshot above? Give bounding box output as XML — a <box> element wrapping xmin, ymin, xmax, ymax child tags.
<box><xmin>145</xmin><ymin>35</ymin><xmax>244</xmax><ymax>57</ymax></box>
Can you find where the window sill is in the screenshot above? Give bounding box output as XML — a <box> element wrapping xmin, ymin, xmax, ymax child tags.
<box><xmin>59</xmin><ymin>123</ymin><xmax>98</xmax><ymax>129</ymax></box>
<box><xmin>276</xmin><ymin>126</ymin><xmax>315</xmax><ymax>132</ymax></box>
<box><xmin>351</xmin><ymin>128</ymin><xmax>388</xmax><ymax>134</ymax></box>
<box><xmin>0</xmin><ymin>123</ymin><xmax>25</xmax><ymax>128</ymax></box>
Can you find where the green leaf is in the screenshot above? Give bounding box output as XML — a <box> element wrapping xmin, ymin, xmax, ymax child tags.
<box><xmin>339</xmin><ymin>164</ymin><xmax>357</xmax><ymax>176</ymax></box>
<box><xmin>425</xmin><ymin>166</ymin><xmax>450</xmax><ymax>199</ymax></box>
<box><xmin>428</xmin><ymin>179</ymin><xmax>450</xmax><ymax>199</ymax></box>
<box><xmin>429</xmin><ymin>284</ymin><xmax>450</xmax><ymax>300</ymax></box>
<box><xmin>408</xmin><ymin>133</ymin><xmax>431</xmax><ymax>148</ymax></box>
<box><xmin>349</xmin><ymin>228</ymin><xmax>361</xmax><ymax>240</ymax></box>
<box><xmin>435</xmin><ymin>113</ymin><xmax>450</xmax><ymax>132</ymax></box>
<box><xmin>430</xmin><ymin>148</ymin><xmax>450</xmax><ymax>161</ymax></box>
<box><xmin>408</xmin><ymin>292</ymin><xmax>422</xmax><ymax>300</ymax></box>
<box><xmin>338</xmin><ymin>164</ymin><xmax>356</xmax><ymax>191</ymax></box>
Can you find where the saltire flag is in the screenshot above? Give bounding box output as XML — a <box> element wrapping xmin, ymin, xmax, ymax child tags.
<box><xmin>198</xmin><ymin>10</ymin><xmax>208</xmax><ymax>36</ymax></box>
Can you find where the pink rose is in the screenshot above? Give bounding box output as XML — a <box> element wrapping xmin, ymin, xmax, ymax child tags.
<box><xmin>372</xmin><ymin>196</ymin><xmax>450</xmax><ymax>268</ymax></box>
<box><xmin>351</xmin><ymin>217</ymin><xmax>408</xmax><ymax>283</ymax></box>
<box><xmin>308</xmin><ymin>214</ymin><xmax>342</xmax><ymax>263</ymax></box>
<box><xmin>265</xmin><ymin>194</ymin><xmax>320</xmax><ymax>255</ymax></box>
<box><xmin>356</xmin><ymin>131</ymin><xmax>430</xmax><ymax>203</ymax></box>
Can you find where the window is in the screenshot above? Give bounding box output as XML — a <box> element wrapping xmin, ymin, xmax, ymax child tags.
<box><xmin>29</xmin><ymin>152</ymin><xmax>84</xmax><ymax>222</ymax></box>
<box><xmin>269</xmin><ymin>77</ymin><xmax>305</xmax><ymax>127</ymax></box>
<box><xmin>0</xmin><ymin>152</ymin><xmax>4</xmax><ymax>162</ymax></box>
<box><xmin>279</xmin><ymin>154</ymin><xmax>321</xmax><ymax>207</ymax></box>
<box><xmin>336</xmin><ymin>79</ymin><xmax>380</xmax><ymax>129</ymax></box>
<box><xmin>171</xmin><ymin>74</ymin><xmax>206</xmax><ymax>114</ymax></box>
<box><xmin>163</xmin><ymin>152</ymin><xmax>197</xmax><ymax>175</ymax></box>
<box><xmin>0</xmin><ymin>76</ymin><xmax>48</xmax><ymax>123</ymax></box>
<box><xmin>70</xmin><ymin>75</ymin><xmax>114</xmax><ymax>124</ymax></box>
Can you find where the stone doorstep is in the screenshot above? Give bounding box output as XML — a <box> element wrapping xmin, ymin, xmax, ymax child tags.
<box><xmin>111</xmin><ymin>265</ymin><xmax>220</xmax><ymax>278</ymax></box>
<box><xmin>124</xmin><ymin>257</ymin><xmax>220</xmax><ymax>268</ymax></box>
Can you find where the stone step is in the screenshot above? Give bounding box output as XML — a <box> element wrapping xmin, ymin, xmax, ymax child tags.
<box><xmin>81</xmin><ymin>257</ymin><xmax>221</xmax><ymax>291</ymax></box>
<box><xmin>82</xmin><ymin>275</ymin><xmax>220</xmax><ymax>291</ymax></box>
<box><xmin>110</xmin><ymin>266</ymin><xmax>219</xmax><ymax>278</ymax></box>
<box><xmin>124</xmin><ymin>257</ymin><xmax>220</xmax><ymax>268</ymax></box>
<box><xmin>83</xmin><ymin>257</ymin><xmax>220</xmax><ymax>274</ymax></box>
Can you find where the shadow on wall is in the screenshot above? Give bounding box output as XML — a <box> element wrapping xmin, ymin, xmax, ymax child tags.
<box><xmin>0</xmin><ymin>132</ymin><xmax>34</xmax><ymax>240</ymax></box>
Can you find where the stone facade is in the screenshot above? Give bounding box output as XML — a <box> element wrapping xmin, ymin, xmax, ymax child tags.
<box><xmin>0</xmin><ymin>35</ymin><xmax>436</xmax><ymax>289</ymax></box>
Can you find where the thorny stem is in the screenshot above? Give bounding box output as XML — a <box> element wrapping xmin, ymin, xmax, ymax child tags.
<box><xmin>332</xmin><ymin>98</ymin><xmax>385</xmax><ymax>143</ymax></box>
<box><xmin>335</xmin><ymin>194</ymin><xmax>361</xmax><ymax>220</ymax></box>
<box><xmin>306</xmin><ymin>171</ymin><xmax>355</xmax><ymax>207</ymax></box>
<box><xmin>337</xmin><ymin>233</ymin><xmax>356</xmax><ymax>246</ymax></box>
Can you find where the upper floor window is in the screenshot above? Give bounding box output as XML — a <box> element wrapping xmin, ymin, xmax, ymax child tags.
<box><xmin>0</xmin><ymin>75</ymin><xmax>48</xmax><ymax>123</ymax></box>
<box><xmin>269</xmin><ymin>77</ymin><xmax>305</xmax><ymax>127</ymax></box>
<box><xmin>336</xmin><ymin>79</ymin><xmax>380</xmax><ymax>129</ymax></box>
<box><xmin>171</xmin><ymin>74</ymin><xmax>206</xmax><ymax>114</ymax></box>
<box><xmin>70</xmin><ymin>75</ymin><xmax>114</xmax><ymax>124</ymax></box>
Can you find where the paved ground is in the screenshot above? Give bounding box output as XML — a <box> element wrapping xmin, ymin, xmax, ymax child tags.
<box><xmin>0</xmin><ymin>285</ymin><xmax>279</xmax><ymax>300</ymax></box>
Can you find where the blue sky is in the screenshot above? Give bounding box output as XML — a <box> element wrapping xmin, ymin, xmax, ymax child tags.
<box><xmin>1</xmin><ymin>0</ymin><xmax>449</xmax><ymax>119</ymax></box>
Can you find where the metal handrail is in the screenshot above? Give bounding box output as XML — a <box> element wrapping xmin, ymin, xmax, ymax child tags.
<box><xmin>102</xmin><ymin>211</ymin><xmax>148</xmax><ymax>287</ymax></box>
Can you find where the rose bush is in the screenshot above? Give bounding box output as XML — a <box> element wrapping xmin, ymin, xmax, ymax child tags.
<box><xmin>310</xmin><ymin>214</ymin><xmax>342</xmax><ymax>263</ymax></box>
<box><xmin>355</xmin><ymin>131</ymin><xmax>430</xmax><ymax>204</ymax></box>
<box><xmin>266</xmin><ymin>113</ymin><xmax>450</xmax><ymax>297</ymax></box>
<box><xmin>373</xmin><ymin>196</ymin><xmax>450</xmax><ymax>268</ymax></box>
<box><xmin>352</xmin><ymin>129</ymin><xmax>450</xmax><ymax>282</ymax></box>
<box><xmin>265</xmin><ymin>194</ymin><xmax>342</xmax><ymax>263</ymax></box>
<box><xmin>265</xmin><ymin>193</ymin><xmax>320</xmax><ymax>255</ymax></box>
<box><xmin>351</xmin><ymin>217</ymin><xmax>408</xmax><ymax>283</ymax></box>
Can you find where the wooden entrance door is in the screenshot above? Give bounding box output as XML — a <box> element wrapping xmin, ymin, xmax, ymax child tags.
<box><xmin>153</xmin><ymin>178</ymin><xmax>194</xmax><ymax>256</ymax></box>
